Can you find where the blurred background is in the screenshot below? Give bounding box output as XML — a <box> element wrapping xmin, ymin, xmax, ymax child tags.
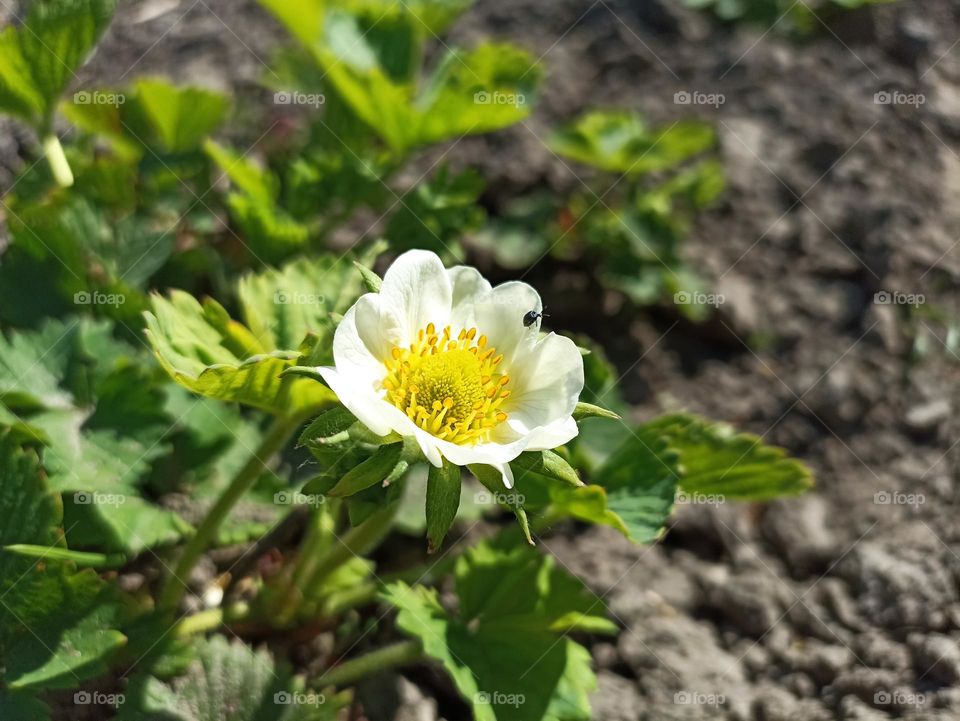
<box><xmin>1</xmin><ymin>0</ymin><xmax>958</xmax><ymax>719</ymax></box>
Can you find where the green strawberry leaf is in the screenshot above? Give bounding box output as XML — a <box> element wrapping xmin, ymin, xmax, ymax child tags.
<box><xmin>591</xmin><ymin>423</ymin><xmax>680</xmax><ymax>544</ymax></box>
<box><xmin>644</xmin><ymin>413</ymin><xmax>815</xmax><ymax>499</ymax></box>
<box><xmin>0</xmin><ymin>430</ymin><xmax>126</xmax><ymax>691</ymax></box>
<box><xmin>144</xmin><ymin>291</ymin><xmax>334</xmax><ymax>416</ymax></box>
<box><xmin>64</xmin><ymin>77</ymin><xmax>229</xmax><ymax>154</ymax></box>
<box><xmin>383</xmin><ymin>541</ymin><xmax>612</xmax><ymax>721</ymax></box>
<box><xmin>116</xmin><ymin>635</ymin><xmax>340</xmax><ymax>720</ymax></box>
<box><xmin>0</xmin><ymin>0</ymin><xmax>117</xmax><ymax>126</ymax></box>
<box><xmin>549</xmin><ymin>110</ymin><xmax>715</xmax><ymax>176</ymax></box>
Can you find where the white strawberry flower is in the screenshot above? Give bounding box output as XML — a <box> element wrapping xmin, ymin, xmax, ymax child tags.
<box><xmin>318</xmin><ymin>250</ymin><xmax>584</xmax><ymax>488</ymax></box>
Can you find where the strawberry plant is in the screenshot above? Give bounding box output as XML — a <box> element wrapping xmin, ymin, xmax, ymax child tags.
<box><xmin>0</xmin><ymin>1</ymin><xmax>813</xmax><ymax>719</ymax></box>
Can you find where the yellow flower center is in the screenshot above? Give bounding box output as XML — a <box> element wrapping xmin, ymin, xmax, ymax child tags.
<box><xmin>382</xmin><ymin>323</ymin><xmax>510</xmax><ymax>445</ymax></box>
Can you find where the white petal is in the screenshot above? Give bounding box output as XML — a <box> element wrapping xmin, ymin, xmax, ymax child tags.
<box><xmin>523</xmin><ymin>416</ymin><xmax>579</xmax><ymax>451</ymax></box>
<box><xmin>379</xmin><ymin>250</ymin><xmax>452</xmax><ymax>344</ymax></box>
<box><xmin>492</xmin><ymin>461</ymin><xmax>514</xmax><ymax>489</ymax></box>
<box><xmin>338</xmin><ymin>294</ymin><xmax>391</xmax><ymax>371</ymax></box>
<box><xmin>505</xmin><ymin>332</ymin><xmax>584</xmax><ymax>430</ymax></box>
<box><xmin>472</xmin><ymin>281</ymin><xmax>542</xmax><ymax>366</ymax></box>
<box><xmin>447</xmin><ymin>265</ymin><xmax>492</xmax><ymax>330</ymax></box>
<box><xmin>317</xmin><ymin>367</ymin><xmax>392</xmax><ymax>436</ymax></box>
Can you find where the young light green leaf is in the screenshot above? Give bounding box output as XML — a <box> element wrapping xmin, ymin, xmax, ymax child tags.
<box><xmin>0</xmin><ymin>0</ymin><xmax>117</xmax><ymax>126</ymax></box>
<box><xmin>425</xmin><ymin>459</ymin><xmax>461</xmax><ymax>552</ymax></box>
<box><xmin>144</xmin><ymin>290</ymin><xmax>336</xmax><ymax>416</ymax></box>
<box><xmin>645</xmin><ymin>413</ymin><xmax>815</xmax><ymax>499</ymax></box>
<box><xmin>550</xmin><ymin>110</ymin><xmax>715</xmax><ymax>175</ymax></box>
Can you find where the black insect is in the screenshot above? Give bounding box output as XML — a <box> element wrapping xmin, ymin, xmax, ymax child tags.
<box><xmin>522</xmin><ymin>309</ymin><xmax>545</xmax><ymax>327</ymax></box>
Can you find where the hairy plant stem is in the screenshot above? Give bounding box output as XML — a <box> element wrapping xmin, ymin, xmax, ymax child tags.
<box><xmin>314</xmin><ymin>640</ymin><xmax>423</xmax><ymax>689</ymax></box>
<box><xmin>305</xmin><ymin>504</ymin><xmax>399</xmax><ymax>595</ymax></box>
<box><xmin>159</xmin><ymin>414</ymin><xmax>302</xmax><ymax>612</ymax></box>
<box><xmin>173</xmin><ymin>602</ymin><xmax>250</xmax><ymax>638</ymax></box>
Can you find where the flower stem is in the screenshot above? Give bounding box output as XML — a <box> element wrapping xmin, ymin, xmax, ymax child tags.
<box><xmin>159</xmin><ymin>415</ymin><xmax>301</xmax><ymax>613</ymax></box>
<box><xmin>173</xmin><ymin>602</ymin><xmax>250</xmax><ymax>638</ymax></box>
<box><xmin>314</xmin><ymin>640</ymin><xmax>423</xmax><ymax>689</ymax></box>
<box><xmin>305</xmin><ymin>504</ymin><xmax>398</xmax><ymax>595</ymax></box>
<box><xmin>42</xmin><ymin>134</ymin><xmax>74</xmax><ymax>187</ymax></box>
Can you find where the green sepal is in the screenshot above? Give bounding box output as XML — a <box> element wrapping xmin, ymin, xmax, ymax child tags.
<box><xmin>510</xmin><ymin>449</ymin><xmax>582</xmax><ymax>487</ymax></box>
<box><xmin>353</xmin><ymin>260</ymin><xmax>383</xmax><ymax>293</ymax></box>
<box><xmin>297</xmin><ymin>405</ymin><xmax>357</xmax><ymax>447</ymax></box>
<box><xmin>425</xmin><ymin>459</ymin><xmax>461</xmax><ymax>553</ymax></box>
<box><xmin>327</xmin><ymin>442</ymin><xmax>404</xmax><ymax>497</ymax></box>
<box><xmin>572</xmin><ymin>401</ymin><xmax>621</xmax><ymax>422</ymax></box>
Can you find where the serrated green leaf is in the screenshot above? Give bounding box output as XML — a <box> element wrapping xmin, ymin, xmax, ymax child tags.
<box><xmin>383</xmin><ymin>541</ymin><xmax>608</xmax><ymax>720</ymax></box>
<box><xmin>550</xmin><ymin>111</ymin><xmax>715</xmax><ymax>175</ymax></box>
<box><xmin>146</xmin><ymin>246</ymin><xmax>384</xmax><ymax>417</ymax></box>
<box><xmin>592</xmin><ymin>423</ymin><xmax>679</xmax><ymax>544</ymax></box>
<box><xmin>117</xmin><ymin>635</ymin><xmax>338</xmax><ymax>720</ymax></box>
<box><xmin>644</xmin><ymin>413</ymin><xmax>814</xmax><ymax>499</ymax></box>
<box><xmin>144</xmin><ymin>290</ymin><xmax>335</xmax><ymax>416</ymax></box>
<box><xmin>63</xmin><ymin>495</ymin><xmax>193</xmax><ymax>555</ymax></box>
<box><xmin>425</xmin><ymin>459</ymin><xmax>461</xmax><ymax>552</ymax></box>
<box><xmin>66</xmin><ymin>77</ymin><xmax>229</xmax><ymax>154</ymax></box>
<box><xmin>301</xmin><ymin>2</ymin><xmax>540</xmax><ymax>153</ymax></box>
<box><xmin>0</xmin><ymin>431</ymin><xmax>126</xmax><ymax>691</ymax></box>
<box><xmin>0</xmin><ymin>319</ymin><xmax>185</xmax><ymax>556</ymax></box>
<box><xmin>0</xmin><ymin>0</ymin><xmax>117</xmax><ymax>126</ymax></box>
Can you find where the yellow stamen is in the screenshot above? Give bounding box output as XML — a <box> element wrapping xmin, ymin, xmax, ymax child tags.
<box><xmin>381</xmin><ymin>324</ymin><xmax>511</xmax><ymax>445</ymax></box>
